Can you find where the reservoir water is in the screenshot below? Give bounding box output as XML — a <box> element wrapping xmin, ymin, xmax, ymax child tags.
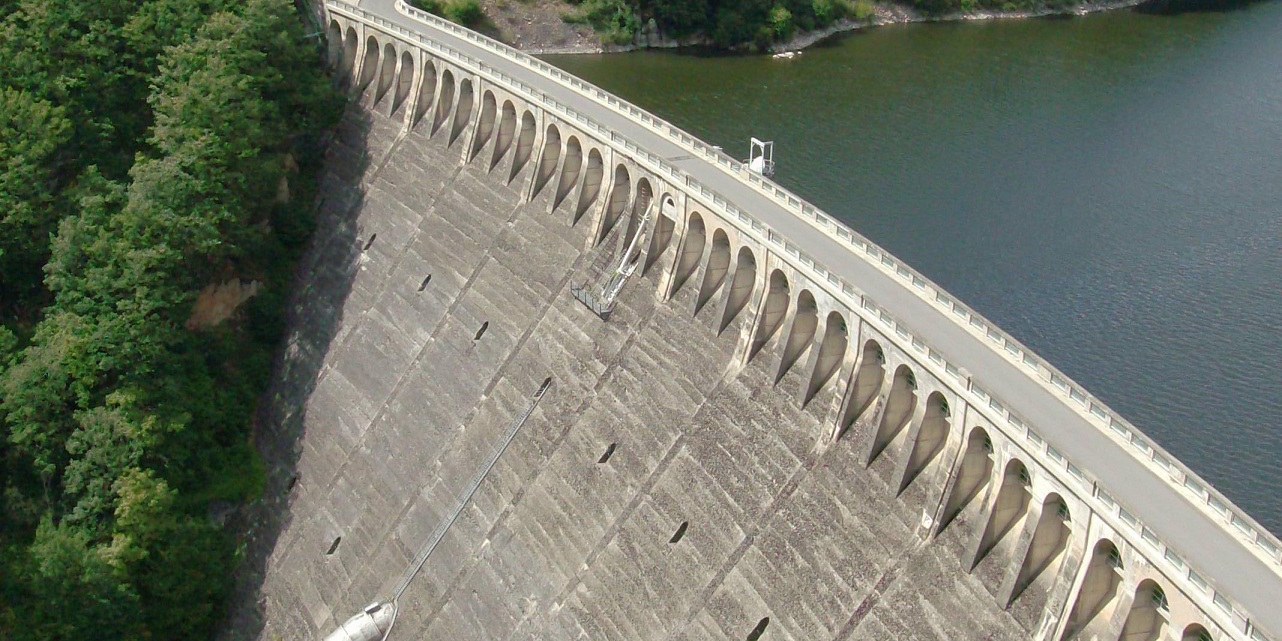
<box><xmin>544</xmin><ymin>2</ymin><xmax>1282</xmax><ymax>535</ymax></box>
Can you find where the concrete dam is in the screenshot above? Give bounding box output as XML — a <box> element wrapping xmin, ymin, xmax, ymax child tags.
<box><xmin>224</xmin><ymin>2</ymin><xmax>1282</xmax><ymax>640</ymax></box>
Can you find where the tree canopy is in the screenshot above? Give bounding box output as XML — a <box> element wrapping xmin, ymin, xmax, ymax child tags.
<box><xmin>0</xmin><ymin>0</ymin><xmax>341</xmax><ymax>638</ymax></box>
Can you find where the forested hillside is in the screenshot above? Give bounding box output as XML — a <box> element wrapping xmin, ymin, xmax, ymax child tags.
<box><xmin>0</xmin><ymin>0</ymin><xmax>342</xmax><ymax>637</ymax></box>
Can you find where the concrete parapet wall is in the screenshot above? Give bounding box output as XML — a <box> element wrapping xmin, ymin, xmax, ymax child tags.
<box><xmin>239</xmin><ymin>7</ymin><xmax>1282</xmax><ymax>641</ymax></box>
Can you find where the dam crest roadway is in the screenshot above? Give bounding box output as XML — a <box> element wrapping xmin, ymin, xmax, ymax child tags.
<box><xmin>225</xmin><ymin>1</ymin><xmax>1282</xmax><ymax>640</ymax></box>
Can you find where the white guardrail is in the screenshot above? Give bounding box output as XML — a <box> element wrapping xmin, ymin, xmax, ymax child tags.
<box><xmin>328</xmin><ymin>2</ymin><xmax>1280</xmax><ymax>636</ymax></box>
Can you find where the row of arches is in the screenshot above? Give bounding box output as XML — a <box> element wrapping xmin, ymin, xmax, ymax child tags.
<box><xmin>661</xmin><ymin>203</ymin><xmax>1222</xmax><ymax>641</ymax></box>
<box><xmin>324</xmin><ymin>20</ymin><xmax>1223</xmax><ymax>641</ymax></box>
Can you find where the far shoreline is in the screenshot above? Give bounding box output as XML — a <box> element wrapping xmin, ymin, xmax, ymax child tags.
<box><xmin>518</xmin><ymin>0</ymin><xmax>1149</xmax><ymax>56</ymax></box>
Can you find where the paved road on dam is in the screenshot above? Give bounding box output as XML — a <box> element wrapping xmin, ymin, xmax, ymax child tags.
<box><xmin>350</xmin><ymin>0</ymin><xmax>1282</xmax><ymax>632</ymax></box>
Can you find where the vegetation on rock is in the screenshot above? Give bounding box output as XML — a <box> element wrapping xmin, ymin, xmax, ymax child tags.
<box><xmin>0</xmin><ymin>0</ymin><xmax>342</xmax><ymax>638</ymax></box>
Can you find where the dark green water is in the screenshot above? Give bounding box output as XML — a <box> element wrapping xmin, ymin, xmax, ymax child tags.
<box><xmin>545</xmin><ymin>2</ymin><xmax>1282</xmax><ymax>534</ymax></box>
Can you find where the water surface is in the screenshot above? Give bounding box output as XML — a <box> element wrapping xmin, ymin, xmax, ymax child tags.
<box><xmin>545</xmin><ymin>3</ymin><xmax>1282</xmax><ymax>534</ymax></box>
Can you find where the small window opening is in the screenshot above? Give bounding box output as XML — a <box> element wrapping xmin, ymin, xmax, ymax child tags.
<box><xmin>363</xmin><ymin>233</ymin><xmax>377</xmax><ymax>251</ymax></box>
<box><xmin>1151</xmin><ymin>586</ymin><xmax>1169</xmax><ymax>612</ymax></box>
<box><xmin>982</xmin><ymin>436</ymin><xmax>994</xmax><ymax>453</ymax></box>
<box><xmin>598</xmin><ymin>443</ymin><xmax>617</xmax><ymax>464</ymax></box>
<box><xmin>745</xmin><ymin>617</ymin><xmax>770</xmax><ymax>641</ymax></box>
<box><xmin>536</xmin><ymin>377</ymin><xmax>553</xmax><ymax>397</ymax></box>
<box><xmin>419</xmin><ymin>274</ymin><xmax>432</xmax><ymax>291</ymax></box>
<box><xmin>1196</xmin><ymin>631</ymin><xmax>1213</xmax><ymax>641</ymax></box>
<box><xmin>1106</xmin><ymin>546</ymin><xmax>1123</xmax><ymax>569</ymax></box>
<box><xmin>286</xmin><ymin>474</ymin><xmax>299</xmax><ymax>492</ymax></box>
<box><xmin>1057</xmin><ymin>501</ymin><xmax>1070</xmax><ymax>521</ymax></box>
<box><xmin>326</xmin><ymin>536</ymin><xmax>342</xmax><ymax>555</ymax></box>
<box><xmin>669</xmin><ymin>521</ymin><xmax>688</xmax><ymax>544</ymax></box>
<box><xmin>474</xmin><ymin>321</ymin><xmax>489</xmax><ymax>341</ymax></box>
<box><xmin>1017</xmin><ymin>467</ymin><xmax>1031</xmax><ymax>486</ymax></box>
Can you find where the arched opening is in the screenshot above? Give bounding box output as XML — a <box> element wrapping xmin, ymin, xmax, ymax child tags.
<box><xmin>624</xmin><ymin>178</ymin><xmax>652</xmax><ymax>250</ymax></box>
<box><xmin>470</xmin><ymin>91</ymin><xmax>498</xmax><ymax>162</ymax></box>
<box><xmin>431</xmin><ymin>69</ymin><xmax>456</xmax><ymax>136</ymax></box>
<box><xmin>838</xmin><ymin>340</ymin><xmax>885</xmax><ymax>438</ymax></box>
<box><xmin>868</xmin><ymin>365</ymin><xmax>916</xmax><ymax>463</ymax></box>
<box><xmin>391</xmin><ymin>50</ymin><xmax>414</xmax><ymax>115</ymax></box>
<box><xmin>748</xmin><ymin>270</ymin><xmax>790</xmax><ymax>362</ymax></box>
<box><xmin>974</xmin><ymin>459</ymin><xmax>1032</xmax><ymax>565</ymax></box>
<box><xmin>696</xmin><ymin>229</ymin><xmax>731</xmax><ymax>315</ymax></box>
<box><xmin>644</xmin><ymin>196</ymin><xmax>677</xmax><ymax>275</ymax></box>
<box><xmin>327</xmin><ymin>21</ymin><xmax>343</xmax><ymax>69</ymax></box>
<box><xmin>339</xmin><ymin>27</ymin><xmax>359</xmax><ymax>85</ymax></box>
<box><xmin>357</xmin><ymin>35</ymin><xmax>380</xmax><ymax>93</ymax></box>
<box><xmin>509</xmin><ymin>111</ymin><xmax>537</xmax><ymax>183</ymax></box>
<box><xmin>938</xmin><ymin>427</ymin><xmax>993</xmax><ymax>532</ymax></box>
<box><xmin>531</xmin><ymin>124</ymin><xmax>561</xmax><ymax>198</ymax></box>
<box><xmin>597</xmin><ymin>164</ymin><xmax>631</xmax><ymax>245</ymax></box>
<box><xmin>490</xmin><ymin>100</ymin><xmax>517</xmax><ymax>170</ymax></box>
<box><xmin>375</xmin><ymin>42</ymin><xmax>396</xmax><ymax>104</ymax></box>
<box><xmin>672</xmin><ymin>212</ymin><xmax>706</xmax><ymax>295</ymax></box>
<box><xmin>746</xmin><ymin>617</ymin><xmax>770</xmax><ymax>641</ymax></box>
<box><xmin>719</xmin><ymin>246</ymin><xmax>756</xmax><ymax>331</ymax></box>
<box><xmin>1118</xmin><ymin>580</ymin><xmax>1169</xmax><ymax>641</ymax></box>
<box><xmin>555</xmin><ymin>136</ymin><xmax>583</xmax><ymax>210</ymax></box>
<box><xmin>449</xmin><ymin>78</ymin><xmax>474</xmax><ymax>146</ymax></box>
<box><xmin>1182</xmin><ymin>624</ymin><xmax>1213</xmax><ymax>641</ymax></box>
<box><xmin>805</xmin><ymin>312</ymin><xmax>847</xmax><ymax>405</ymax></box>
<box><xmin>574</xmin><ymin>148</ymin><xmax>603</xmax><ymax>225</ymax></box>
<box><xmin>1009</xmin><ymin>493</ymin><xmax>1071</xmax><ymax>605</ymax></box>
<box><xmin>776</xmin><ymin>289</ymin><xmax>818</xmax><ymax>383</ymax></box>
<box><xmin>1060</xmin><ymin>540</ymin><xmax>1124</xmax><ymax>640</ymax></box>
<box><xmin>412</xmin><ymin>61</ymin><xmax>437</xmax><ymax>127</ymax></box>
<box><xmin>900</xmin><ymin>392</ymin><xmax>950</xmax><ymax>492</ymax></box>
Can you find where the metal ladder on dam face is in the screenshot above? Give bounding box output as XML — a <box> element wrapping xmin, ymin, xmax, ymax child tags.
<box><xmin>571</xmin><ymin>206</ymin><xmax>653</xmax><ymax>320</ymax></box>
<box><xmin>323</xmin><ymin>377</ymin><xmax>553</xmax><ymax>641</ymax></box>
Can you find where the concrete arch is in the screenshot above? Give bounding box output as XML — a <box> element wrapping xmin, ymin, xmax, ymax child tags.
<box><xmin>531</xmin><ymin>124</ymin><xmax>561</xmax><ymax>198</ymax></box>
<box><xmin>975</xmin><ymin>458</ymin><xmax>1032</xmax><ymax>565</ymax></box>
<box><xmin>471</xmin><ymin>91</ymin><xmax>498</xmax><ymax>162</ymax></box>
<box><xmin>449</xmin><ymin>78</ymin><xmax>474</xmax><ymax>146</ymax></box>
<box><xmin>868</xmin><ymin>364</ymin><xmax>917</xmax><ymax>463</ymax></box>
<box><xmin>643</xmin><ymin>195</ymin><xmax>677</xmax><ymax>275</ymax></box>
<box><xmin>1061</xmin><ymin>539</ymin><xmax>1125</xmax><ymax>640</ymax></box>
<box><xmin>719</xmin><ymin>246</ymin><xmax>756</xmax><ymax>332</ymax></box>
<box><xmin>491</xmin><ymin>100</ymin><xmax>517</xmax><ymax>170</ymax></box>
<box><xmin>574</xmin><ymin>147</ymin><xmax>603</xmax><ymax>225</ymax></box>
<box><xmin>900</xmin><ymin>391</ymin><xmax>950</xmax><ymax>492</ymax></box>
<box><xmin>391</xmin><ymin>50</ymin><xmax>414</xmax><ymax>115</ymax></box>
<box><xmin>804</xmin><ymin>311</ymin><xmax>847</xmax><ymax>405</ymax></box>
<box><xmin>327</xmin><ymin>21</ymin><xmax>343</xmax><ymax>69</ymax></box>
<box><xmin>358</xmin><ymin>35</ymin><xmax>380</xmax><ymax>93</ymax></box>
<box><xmin>431</xmin><ymin>69</ymin><xmax>456</xmax><ymax>136</ymax></box>
<box><xmin>1118</xmin><ymin>580</ymin><xmax>1170</xmax><ymax>641</ymax></box>
<box><xmin>509</xmin><ymin>111</ymin><xmax>537</xmax><ymax>183</ymax></box>
<box><xmin>938</xmin><ymin>427</ymin><xmax>993</xmax><ymax>531</ymax></box>
<box><xmin>339</xmin><ymin>27</ymin><xmax>359</xmax><ymax>84</ymax></box>
<box><xmin>375</xmin><ymin>42</ymin><xmax>396</xmax><ymax>104</ymax></box>
<box><xmin>672</xmin><ymin>212</ymin><xmax>706</xmax><ymax>295</ymax></box>
<box><xmin>838</xmin><ymin>340</ymin><xmax>885</xmax><ymax>438</ymax></box>
<box><xmin>597</xmin><ymin>164</ymin><xmax>631</xmax><ymax>245</ymax></box>
<box><xmin>412</xmin><ymin>60</ymin><xmax>437</xmax><ymax>127</ymax></box>
<box><xmin>1009</xmin><ymin>493</ymin><xmax>1071</xmax><ymax>605</ymax></box>
<box><xmin>555</xmin><ymin>136</ymin><xmax>584</xmax><ymax>211</ymax></box>
<box><xmin>624</xmin><ymin>177</ymin><xmax>652</xmax><ymax>249</ymax></box>
<box><xmin>696</xmin><ymin>229</ymin><xmax>731</xmax><ymax>315</ymax></box>
<box><xmin>1182</xmin><ymin>624</ymin><xmax>1213</xmax><ymax>641</ymax></box>
<box><xmin>776</xmin><ymin>289</ymin><xmax>818</xmax><ymax>383</ymax></box>
<box><xmin>748</xmin><ymin>270</ymin><xmax>790</xmax><ymax>362</ymax></box>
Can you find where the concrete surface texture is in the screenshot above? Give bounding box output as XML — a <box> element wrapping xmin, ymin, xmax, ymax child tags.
<box><xmin>223</xmin><ymin>87</ymin><xmax>1044</xmax><ymax>640</ymax></box>
<box><xmin>222</xmin><ymin>7</ymin><xmax>1282</xmax><ymax>641</ymax></box>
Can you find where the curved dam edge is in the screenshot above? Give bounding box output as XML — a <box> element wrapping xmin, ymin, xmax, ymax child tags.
<box><xmin>315</xmin><ymin>0</ymin><xmax>1282</xmax><ymax>636</ymax></box>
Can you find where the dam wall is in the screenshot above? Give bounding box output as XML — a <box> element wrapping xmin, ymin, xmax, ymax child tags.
<box><xmin>225</xmin><ymin>3</ymin><xmax>1282</xmax><ymax>641</ymax></box>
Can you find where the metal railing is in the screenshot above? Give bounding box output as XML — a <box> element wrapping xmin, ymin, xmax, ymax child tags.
<box><xmin>324</xmin><ymin>4</ymin><xmax>1281</xmax><ymax>637</ymax></box>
